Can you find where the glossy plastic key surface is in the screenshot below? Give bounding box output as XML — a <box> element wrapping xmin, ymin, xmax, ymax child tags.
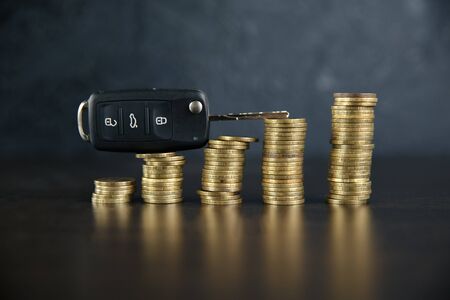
<box><xmin>77</xmin><ymin>89</ymin><xmax>288</xmax><ymax>153</ymax></box>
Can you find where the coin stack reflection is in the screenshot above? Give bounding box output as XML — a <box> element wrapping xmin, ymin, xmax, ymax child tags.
<box><xmin>327</xmin><ymin>93</ymin><xmax>378</xmax><ymax>205</ymax></box>
<box><xmin>92</xmin><ymin>177</ymin><xmax>136</xmax><ymax>204</ymax></box>
<box><xmin>198</xmin><ymin>136</ymin><xmax>257</xmax><ymax>205</ymax></box>
<box><xmin>262</xmin><ymin>118</ymin><xmax>307</xmax><ymax>205</ymax></box>
<box><xmin>136</xmin><ymin>152</ymin><xmax>185</xmax><ymax>204</ymax></box>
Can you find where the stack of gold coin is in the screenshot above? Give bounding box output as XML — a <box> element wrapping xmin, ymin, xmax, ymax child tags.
<box><xmin>262</xmin><ymin>118</ymin><xmax>307</xmax><ymax>205</ymax></box>
<box><xmin>198</xmin><ymin>136</ymin><xmax>257</xmax><ymax>205</ymax></box>
<box><xmin>328</xmin><ymin>93</ymin><xmax>378</xmax><ymax>205</ymax></box>
<box><xmin>136</xmin><ymin>152</ymin><xmax>185</xmax><ymax>204</ymax></box>
<box><xmin>91</xmin><ymin>177</ymin><xmax>136</xmax><ymax>204</ymax></box>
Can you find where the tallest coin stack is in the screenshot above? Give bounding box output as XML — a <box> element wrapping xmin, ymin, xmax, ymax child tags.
<box><xmin>327</xmin><ymin>93</ymin><xmax>378</xmax><ymax>205</ymax></box>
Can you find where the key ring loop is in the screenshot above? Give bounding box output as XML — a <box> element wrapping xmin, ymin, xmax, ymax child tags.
<box><xmin>77</xmin><ymin>100</ymin><xmax>90</xmax><ymax>142</ymax></box>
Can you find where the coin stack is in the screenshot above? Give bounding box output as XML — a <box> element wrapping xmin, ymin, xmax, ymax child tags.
<box><xmin>136</xmin><ymin>152</ymin><xmax>185</xmax><ymax>204</ymax></box>
<box><xmin>328</xmin><ymin>93</ymin><xmax>378</xmax><ymax>205</ymax></box>
<box><xmin>262</xmin><ymin>118</ymin><xmax>307</xmax><ymax>205</ymax></box>
<box><xmin>198</xmin><ymin>136</ymin><xmax>257</xmax><ymax>205</ymax></box>
<box><xmin>91</xmin><ymin>177</ymin><xmax>136</xmax><ymax>204</ymax></box>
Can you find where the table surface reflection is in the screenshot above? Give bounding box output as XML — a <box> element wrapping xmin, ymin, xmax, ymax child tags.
<box><xmin>0</xmin><ymin>157</ymin><xmax>449</xmax><ymax>300</ymax></box>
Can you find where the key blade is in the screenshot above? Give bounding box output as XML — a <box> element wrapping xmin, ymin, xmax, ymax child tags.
<box><xmin>209</xmin><ymin>111</ymin><xmax>289</xmax><ymax>121</ymax></box>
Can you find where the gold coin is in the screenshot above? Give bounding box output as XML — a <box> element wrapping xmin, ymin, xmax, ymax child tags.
<box><xmin>265</xmin><ymin>118</ymin><xmax>306</xmax><ymax>123</ymax></box>
<box><xmin>263</xmin><ymin>191</ymin><xmax>304</xmax><ymax>197</ymax></box>
<box><xmin>264</xmin><ymin>127</ymin><xmax>307</xmax><ymax>133</ymax></box>
<box><xmin>331</xmin><ymin>106</ymin><xmax>374</xmax><ymax>111</ymax></box>
<box><xmin>332</xmin><ymin>130</ymin><xmax>373</xmax><ymax>136</ymax></box>
<box><xmin>328</xmin><ymin>193</ymin><xmax>371</xmax><ymax>200</ymax></box>
<box><xmin>142</xmin><ymin>197</ymin><xmax>183</xmax><ymax>204</ymax></box>
<box><xmin>94</xmin><ymin>177</ymin><xmax>135</xmax><ymax>187</ymax></box>
<box><xmin>327</xmin><ymin>198</ymin><xmax>368</xmax><ymax>205</ymax></box>
<box><xmin>263</xmin><ymin>186</ymin><xmax>304</xmax><ymax>192</ymax></box>
<box><xmin>202</xmin><ymin>165</ymin><xmax>245</xmax><ymax>172</ymax></box>
<box><xmin>333</xmin><ymin>144</ymin><xmax>375</xmax><ymax>150</ymax></box>
<box><xmin>262</xmin><ymin>160</ymin><xmax>303</xmax><ymax>166</ymax></box>
<box><xmin>263</xmin><ymin>144</ymin><xmax>305</xmax><ymax>150</ymax></box>
<box><xmin>217</xmin><ymin>135</ymin><xmax>258</xmax><ymax>143</ymax></box>
<box><xmin>204</xmin><ymin>155</ymin><xmax>245</xmax><ymax>161</ymax></box>
<box><xmin>200</xmin><ymin>198</ymin><xmax>242</xmax><ymax>205</ymax></box>
<box><xmin>202</xmin><ymin>178</ymin><xmax>242</xmax><ymax>184</ymax></box>
<box><xmin>94</xmin><ymin>184</ymin><xmax>135</xmax><ymax>191</ymax></box>
<box><xmin>136</xmin><ymin>152</ymin><xmax>176</xmax><ymax>158</ymax></box>
<box><xmin>145</xmin><ymin>160</ymin><xmax>186</xmax><ymax>166</ymax></box>
<box><xmin>142</xmin><ymin>177</ymin><xmax>182</xmax><ymax>183</ymax></box>
<box><xmin>92</xmin><ymin>198</ymin><xmax>131</xmax><ymax>204</ymax></box>
<box><xmin>142</xmin><ymin>172</ymin><xmax>183</xmax><ymax>178</ymax></box>
<box><xmin>332</xmin><ymin>114</ymin><xmax>374</xmax><ymax>120</ymax></box>
<box><xmin>94</xmin><ymin>189</ymin><xmax>134</xmax><ymax>196</ymax></box>
<box><xmin>263</xmin><ymin>141</ymin><xmax>305</xmax><ymax>146</ymax></box>
<box><xmin>328</xmin><ymin>177</ymin><xmax>370</xmax><ymax>183</ymax></box>
<box><xmin>262</xmin><ymin>174</ymin><xmax>303</xmax><ymax>180</ymax></box>
<box><xmin>208</xmin><ymin>139</ymin><xmax>249</xmax><ymax>150</ymax></box>
<box><xmin>143</xmin><ymin>155</ymin><xmax>185</xmax><ymax>161</ymax></box>
<box><xmin>142</xmin><ymin>165</ymin><xmax>183</xmax><ymax>171</ymax></box>
<box><xmin>264</xmin><ymin>131</ymin><xmax>307</xmax><ymax>136</ymax></box>
<box><xmin>202</xmin><ymin>186</ymin><xmax>241</xmax><ymax>192</ymax></box>
<box><xmin>204</xmin><ymin>148</ymin><xmax>245</xmax><ymax>155</ymax></box>
<box><xmin>197</xmin><ymin>190</ymin><xmax>239</xmax><ymax>196</ymax></box>
<box><xmin>202</xmin><ymin>170</ymin><xmax>243</xmax><ymax>176</ymax></box>
<box><xmin>203</xmin><ymin>162</ymin><xmax>245</xmax><ymax>169</ymax></box>
<box><xmin>329</xmin><ymin>189</ymin><xmax>371</xmax><ymax>196</ymax></box>
<box><xmin>329</xmin><ymin>166</ymin><xmax>371</xmax><ymax>172</ymax></box>
<box><xmin>263</xmin><ymin>156</ymin><xmax>303</xmax><ymax>161</ymax></box>
<box><xmin>330</xmin><ymin>139</ymin><xmax>373</xmax><ymax>145</ymax></box>
<box><xmin>263</xmin><ymin>198</ymin><xmax>305</xmax><ymax>205</ymax></box>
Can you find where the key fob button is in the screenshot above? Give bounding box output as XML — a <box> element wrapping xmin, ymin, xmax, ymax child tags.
<box><xmin>99</xmin><ymin>103</ymin><xmax>120</xmax><ymax>140</ymax></box>
<box><xmin>151</xmin><ymin>101</ymin><xmax>172</xmax><ymax>140</ymax></box>
<box><xmin>122</xmin><ymin>101</ymin><xmax>147</xmax><ymax>139</ymax></box>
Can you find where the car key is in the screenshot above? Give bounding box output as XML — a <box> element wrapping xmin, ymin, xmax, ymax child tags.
<box><xmin>77</xmin><ymin>89</ymin><xmax>289</xmax><ymax>153</ymax></box>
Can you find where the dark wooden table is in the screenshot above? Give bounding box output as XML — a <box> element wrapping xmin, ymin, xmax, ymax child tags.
<box><xmin>1</xmin><ymin>156</ymin><xmax>449</xmax><ymax>299</ymax></box>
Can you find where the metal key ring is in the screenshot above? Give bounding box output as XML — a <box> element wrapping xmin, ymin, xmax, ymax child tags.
<box><xmin>77</xmin><ymin>100</ymin><xmax>90</xmax><ymax>142</ymax></box>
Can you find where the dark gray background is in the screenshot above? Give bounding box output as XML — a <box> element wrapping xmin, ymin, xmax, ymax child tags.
<box><xmin>1</xmin><ymin>0</ymin><xmax>449</xmax><ymax>159</ymax></box>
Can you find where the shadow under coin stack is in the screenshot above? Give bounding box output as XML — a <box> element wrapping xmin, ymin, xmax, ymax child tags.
<box><xmin>91</xmin><ymin>177</ymin><xmax>136</xmax><ymax>204</ymax></box>
<box><xmin>136</xmin><ymin>153</ymin><xmax>185</xmax><ymax>204</ymax></box>
<box><xmin>262</xmin><ymin>118</ymin><xmax>307</xmax><ymax>205</ymax></box>
<box><xmin>328</xmin><ymin>93</ymin><xmax>378</xmax><ymax>205</ymax></box>
<box><xmin>198</xmin><ymin>136</ymin><xmax>257</xmax><ymax>205</ymax></box>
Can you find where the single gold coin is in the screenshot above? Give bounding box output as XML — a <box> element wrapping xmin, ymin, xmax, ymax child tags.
<box><xmin>94</xmin><ymin>177</ymin><xmax>135</xmax><ymax>187</ymax></box>
<box><xmin>263</xmin><ymin>186</ymin><xmax>304</xmax><ymax>192</ymax></box>
<box><xmin>136</xmin><ymin>152</ymin><xmax>176</xmax><ymax>159</ymax></box>
<box><xmin>208</xmin><ymin>139</ymin><xmax>249</xmax><ymax>150</ymax></box>
<box><xmin>217</xmin><ymin>136</ymin><xmax>258</xmax><ymax>143</ymax></box>
<box><xmin>328</xmin><ymin>193</ymin><xmax>371</xmax><ymax>200</ymax></box>
<box><xmin>264</xmin><ymin>118</ymin><xmax>306</xmax><ymax>123</ymax></box>
<box><xmin>200</xmin><ymin>198</ymin><xmax>242</xmax><ymax>205</ymax></box>
<box><xmin>333</xmin><ymin>144</ymin><xmax>375</xmax><ymax>150</ymax></box>
<box><xmin>327</xmin><ymin>198</ymin><xmax>368</xmax><ymax>205</ymax></box>
<box><xmin>332</xmin><ymin>105</ymin><xmax>374</xmax><ymax>111</ymax></box>
<box><xmin>263</xmin><ymin>198</ymin><xmax>304</xmax><ymax>205</ymax></box>
<box><xmin>142</xmin><ymin>197</ymin><xmax>183</xmax><ymax>204</ymax></box>
<box><xmin>204</xmin><ymin>148</ymin><xmax>245</xmax><ymax>155</ymax></box>
<box><xmin>91</xmin><ymin>198</ymin><xmax>131</xmax><ymax>204</ymax></box>
<box><xmin>263</xmin><ymin>144</ymin><xmax>305</xmax><ymax>150</ymax></box>
<box><xmin>145</xmin><ymin>160</ymin><xmax>186</xmax><ymax>166</ymax></box>
<box><xmin>197</xmin><ymin>190</ymin><xmax>239</xmax><ymax>196</ymax></box>
<box><xmin>328</xmin><ymin>177</ymin><xmax>370</xmax><ymax>183</ymax></box>
<box><xmin>263</xmin><ymin>191</ymin><xmax>304</xmax><ymax>197</ymax></box>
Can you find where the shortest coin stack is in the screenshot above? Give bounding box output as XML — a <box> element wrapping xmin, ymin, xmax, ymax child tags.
<box><xmin>92</xmin><ymin>177</ymin><xmax>136</xmax><ymax>204</ymax></box>
<box><xmin>136</xmin><ymin>152</ymin><xmax>186</xmax><ymax>204</ymax></box>
<box><xmin>262</xmin><ymin>118</ymin><xmax>307</xmax><ymax>205</ymax></box>
<box><xmin>198</xmin><ymin>136</ymin><xmax>257</xmax><ymax>205</ymax></box>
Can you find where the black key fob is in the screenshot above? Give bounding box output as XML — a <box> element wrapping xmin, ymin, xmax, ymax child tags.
<box><xmin>77</xmin><ymin>89</ymin><xmax>209</xmax><ymax>152</ymax></box>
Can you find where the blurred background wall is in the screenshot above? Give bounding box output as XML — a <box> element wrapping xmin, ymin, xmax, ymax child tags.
<box><xmin>1</xmin><ymin>0</ymin><xmax>449</xmax><ymax>159</ymax></box>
